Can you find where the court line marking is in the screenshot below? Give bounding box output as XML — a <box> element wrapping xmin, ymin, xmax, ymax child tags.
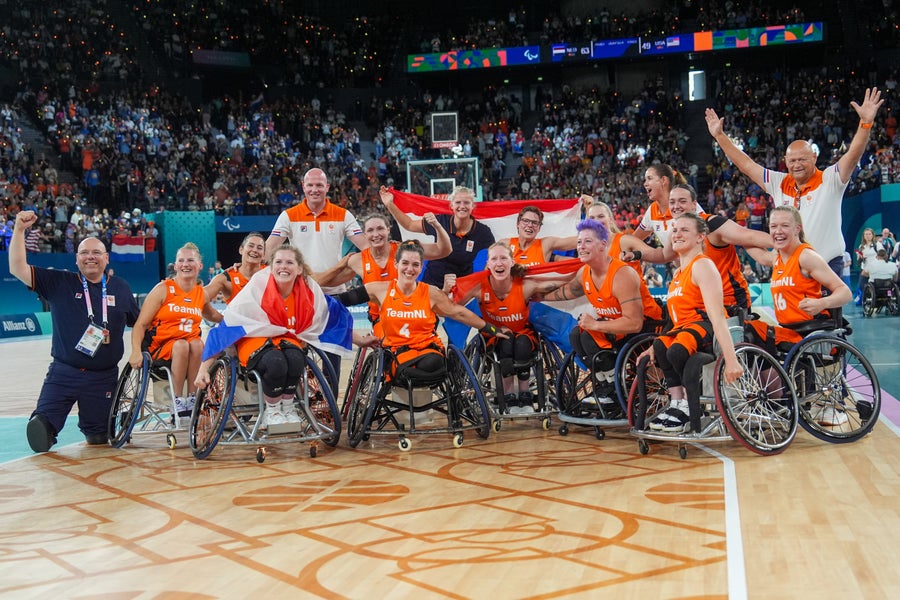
<box><xmin>694</xmin><ymin>443</ymin><xmax>747</xmax><ymax>600</ymax></box>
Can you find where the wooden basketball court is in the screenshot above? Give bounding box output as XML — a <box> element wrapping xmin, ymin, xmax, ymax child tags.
<box><xmin>2</xmin><ymin>304</ymin><xmax>899</xmax><ymax>598</ymax></box>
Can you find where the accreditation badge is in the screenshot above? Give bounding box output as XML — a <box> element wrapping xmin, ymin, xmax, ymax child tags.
<box><xmin>76</xmin><ymin>323</ymin><xmax>106</xmax><ymax>357</ymax></box>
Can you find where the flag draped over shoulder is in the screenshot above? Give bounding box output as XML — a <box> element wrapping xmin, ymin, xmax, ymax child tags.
<box><xmin>203</xmin><ymin>267</ymin><xmax>354</xmax><ymax>361</ymax></box>
<box><xmin>442</xmin><ymin>258</ymin><xmax>589</xmax><ymax>353</ymax></box>
<box><xmin>388</xmin><ymin>190</ymin><xmax>582</xmax><ymax>241</ymax></box>
<box><xmin>110</xmin><ymin>234</ymin><xmax>145</xmax><ymax>262</ymax></box>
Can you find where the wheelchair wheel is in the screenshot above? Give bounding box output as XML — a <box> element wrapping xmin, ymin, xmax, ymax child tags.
<box><xmin>715</xmin><ymin>344</ymin><xmax>798</xmax><ymax>456</ymax></box>
<box><xmin>554</xmin><ymin>351</ymin><xmax>596</xmax><ymax>418</ymax></box>
<box><xmin>862</xmin><ymin>285</ymin><xmax>876</xmax><ymax>317</ymax></box>
<box><xmin>890</xmin><ymin>284</ymin><xmax>900</xmax><ymax>315</ymax></box>
<box><xmin>464</xmin><ymin>334</ymin><xmax>498</xmax><ymax>406</ymax></box>
<box><xmin>348</xmin><ymin>351</ymin><xmax>382</xmax><ymax>447</ymax></box>
<box><xmin>341</xmin><ymin>346</ymin><xmax>369</xmax><ymax>419</ymax></box>
<box><xmin>617</xmin><ymin>338</ymin><xmax>667</xmax><ymax>428</ymax></box>
<box><xmin>301</xmin><ymin>346</ymin><xmax>341</xmax><ymax>447</ymax></box>
<box><xmin>190</xmin><ymin>356</ymin><xmax>235</xmax><ymax>459</ymax></box>
<box><xmin>108</xmin><ymin>353</ymin><xmax>151</xmax><ymax>448</ymax></box>
<box><xmin>539</xmin><ymin>337</ymin><xmax>564</xmax><ymax>410</ymax></box>
<box><xmin>615</xmin><ymin>333</ymin><xmax>659</xmax><ymax>413</ymax></box>
<box><xmin>786</xmin><ymin>334</ymin><xmax>881</xmax><ymax>443</ymax></box>
<box><xmin>447</xmin><ymin>345</ymin><xmax>490</xmax><ymax>439</ymax></box>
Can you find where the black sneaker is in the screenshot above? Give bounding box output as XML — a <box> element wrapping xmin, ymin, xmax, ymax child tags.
<box><xmin>26</xmin><ymin>415</ymin><xmax>57</xmax><ymax>453</ymax></box>
<box><xmin>85</xmin><ymin>433</ymin><xmax>109</xmax><ymax>446</ymax></box>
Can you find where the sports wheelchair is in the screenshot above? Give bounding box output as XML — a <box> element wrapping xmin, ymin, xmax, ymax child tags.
<box><xmin>861</xmin><ymin>278</ymin><xmax>900</xmax><ymax>317</ymax></box>
<box><xmin>345</xmin><ymin>344</ymin><xmax>490</xmax><ymax>451</ymax></box>
<box><xmin>108</xmin><ymin>352</ymin><xmax>188</xmax><ymax>449</ymax></box>
<box><xmin>188</xmin><ymin>344</ymin><xmax>340</xmax><ymax>462</ymax></box>
<box><xmin>774</xmin><ymin>310</ymin><xmax>881</xmax><ymax>443</ymax></box>
<box><xmin>463</xmin><ymin>332</ymin><xmax>564</xmax><ymax>432</ymax></box>
<box><xmin>630</xmin><ymin>316</ymin><xmax>800</xmax><ymax>459</ymax></box>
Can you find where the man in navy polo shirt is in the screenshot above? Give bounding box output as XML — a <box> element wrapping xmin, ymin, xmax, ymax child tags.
<box><xmin>9</xmin><ymin>211</ymin><xmax>140</xmax><ymax>452</ymax></box>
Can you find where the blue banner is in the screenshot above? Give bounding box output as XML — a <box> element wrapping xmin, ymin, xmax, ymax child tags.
<box><xmin>216</xmin><ymin>216</ymin><xmax>277</xmax><ymax>233</ymax></box>
<box><xmin>0</xmin><ymin>313</ymin><xmax>43</xmax><ymax>338</ymax></box>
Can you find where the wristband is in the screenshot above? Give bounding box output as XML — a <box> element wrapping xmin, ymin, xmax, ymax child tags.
<box><xmin>860</xmin><ymin>121</ymin><xmax>873</xmax><ymax>130</ymax></box>
<box><xmin>632</xmin><ymin>250</ymin><xmax>643</xmax><ymax>261</ymax></box>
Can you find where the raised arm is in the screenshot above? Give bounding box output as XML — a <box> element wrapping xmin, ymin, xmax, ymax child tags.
<box><xmin>9</xmin><ymin>210</ymin><xmax>36</xmax><ymax>287</ymax></box>
<box><xmin>421</xmin><ymin>212</ymin><xmax>451</xmax><ymax>259</ymax></box>
<box><xmin>705</xmin><ymin>108</ymin><xmax>766</xmax><ymax>189</ymax></box>
<box><xmin>837</xmin><ymin>87</ymin><xmax>884</xmax><ymax>184</ymax></box>
<box><xmin>379</xmin><ymin>186</ymin><xmax>425</xmax><ymax>233</ymax></box>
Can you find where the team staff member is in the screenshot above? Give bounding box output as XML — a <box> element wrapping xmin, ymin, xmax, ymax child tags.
<box><xmin>266</xmin><ymin>167</ymin><xmax>368</xmax><ymax>389</ymax></box>
<box><xmin>130</xmin><ymin>243</ymin><xmax>222</xmax><ymax>419</ymax></box>
<box><xmin>642</xmin><ymin>213</ymin><xmax>743</xmax><ymax>433</ymax></box>
<box><xmin>9</xmin><ymin>210</ymin><xmax>140</xmax><ymax>452</ymax></box>
<box><xmin>205</xmin><ymin>232</ymin><xmax>266</xmax><ymax>304</ymax></box>
<box><xmin>544</xmin><ymin>219</ymin><xmax>661</xmax><ymax>406</ymax></box>
<box><xmin>705</xmin><ymin>87</ymin><xmax>883</xmax><ymax>275</ymax></box>
<box><xmin>265</xmin><ymin>168</ymin><xmax>368</xmax><ymax>294</ymax></box>
<box><xmin>380</xmin><ymin>185</ymin><xmax>494</xmax><ymax>287</ymax></box>
<box><xmin>335</xmin><ymin>240</ymin><xmax>503</xmax><ymax>382</ymax></box>
<box><xmin>499</xmin><ymin>204</ymin><xmax>578</xmax><ymax>266</ymax></box>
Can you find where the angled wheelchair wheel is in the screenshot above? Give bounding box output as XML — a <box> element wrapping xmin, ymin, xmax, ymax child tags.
<box><xmin>190</xmin><ymin>356</ymin><xmax>236</xmax><ymax>459</ymax></box>
<box><xmin>108</xmin><ymin>352</ymin><xmax>151</xmax><ymax>448</ymax></box>
<box><xmin>615</xmin><ymin>333</ymin><xmax>660</xmax><ymax>413</ymax></box>
<box><xmin>464</xmin><ymin>334</ymin><xmax>498</xmax><ymax>406</ymax></box>
<box><xmin>302</xmin><ymin>346</ymin><xmax>342</xmax><ymax>447</ymax></box>
<box><xmin>447</xmin><ymin>344</ymin><xmax>490</xmax><ymax>439</ymax></box>
<box><xmin>539</xmin><ymin>337</ymin><xmax>564</xmax><ymax>410</ymax></box>
<box><xmin>862</xmin><ymin>285</ymin><xmax>876</xmax><ymax>317</ymax></box>
<box><xmin>341</xmin><ymin>346</ymin><xmax>369</xmax><ymax>419</ymax></box>
<box><xmin>554</xmin><ymin>351</ymin><xmax>583</xmax><ymax>417</ymax></box>
<box><xmin>786</xmin><ymin>334</ymin><xmax>881</xmax><ymax>443</ymax></box>
<box><xmin>348</xmin><ymin>351</ymin><xmax>382</xmax><ymax>447</ymax></box>
<box><xmin>715</xmin><ymin>344</ymin><xmax>798</xmax><ymax>456</ymax></box>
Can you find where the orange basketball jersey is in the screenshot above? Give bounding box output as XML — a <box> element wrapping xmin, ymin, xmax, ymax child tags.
<box><xmin>770</xmin><ymin>243</ymin><xmax>822</xmax><ymax>326</ymax></box>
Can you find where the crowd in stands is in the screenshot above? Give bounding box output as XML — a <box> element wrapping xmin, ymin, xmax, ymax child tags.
<box><xmin>0</xmin><ymin>0</ymin><xmax>142</xmax><ymax>88</ymax></box>
<box><xmin>0</xmin><ymin>1</ymin><xmax>898</xmax><ymax>289</ymax></box>
<box><xmin>133</xmin><ymin>1</ymin><xmax>402</xmax><ymax>87</ymax></box>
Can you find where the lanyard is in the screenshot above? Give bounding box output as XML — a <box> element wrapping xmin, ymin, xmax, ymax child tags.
<box><xmin>81</xmin><ymin>273</ymin><xmax>108</xmax><ymax>328</ymax></box>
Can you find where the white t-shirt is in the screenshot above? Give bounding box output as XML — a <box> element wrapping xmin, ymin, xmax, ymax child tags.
<box><xmin>866</xmin><ymin>258</ymin><xmax>898</xmax><ymax>281</ymax></box>
<box><xmin>763</xmin><ymin>164</ymin><xmax>848</xmax><ymax>263</ymax></box>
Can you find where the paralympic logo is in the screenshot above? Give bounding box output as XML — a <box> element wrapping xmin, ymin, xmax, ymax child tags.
<box><xmin>222</xmin><ymin>218</ymin><xmax>240</xmax><ymax>231</ymax></box>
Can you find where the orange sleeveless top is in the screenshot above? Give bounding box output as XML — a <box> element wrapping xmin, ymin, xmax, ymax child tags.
<box><xmin>380</xmin><ymin>281</ymin><xmax>442</xmax><ymax>351</ymax></box>
<box><xmin>224</xmin><ymin>266</ymin><xmax>250</xmax><ymax>303</ymax></box>
<box><xmin>770</xmin><ymin>243</ymin><xmax>822</xmax><ymax>326</ymax></box>
<box><xmin>509</xmin><ymin>237</ymin><xmax>546</xmax><ymax>266</ymax></box>
<box><xmin>479</xmin><ymin>277</ymin><xmax>533</xmax><ymax>336</ymax></box>
<box><xmin>148</xmin><ymin>279</ymin><xmax>205</xmax><ymax>357</ymax></box>
<box><xmin>666</xmin><ymin>255</ymin><xmax>712</xmax><ymax>327</ymax></box>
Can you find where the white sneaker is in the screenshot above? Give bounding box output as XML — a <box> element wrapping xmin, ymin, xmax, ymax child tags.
<box><xmin>262</xmin><ymin>404</ymin><xmax>287</xmax><ymax>428</ymax></box>
<box><xmin>281</xmin><ymin>399</ymin><xmax>302</xmax><ymax>424</ymax></box>
<box><xmin>811</xmin><ymin>404</ymin><xmax>849</xmax><ymax>426</ymax></box>
<box><xmin>174</xmin><ymin>395</ymin><xmax>194</xmax><ymax>417</ymax></box>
